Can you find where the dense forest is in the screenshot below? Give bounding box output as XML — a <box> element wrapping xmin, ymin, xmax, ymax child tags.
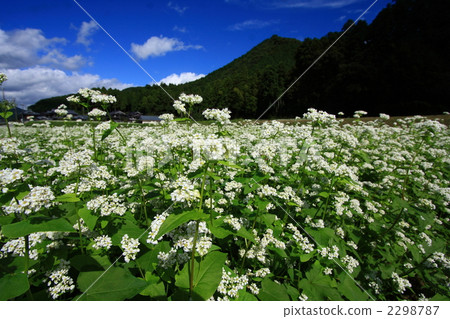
<box><xmin>30</xmin><ymin>0</ymin><xmax>450</xmax><ymax>118</ymax></box>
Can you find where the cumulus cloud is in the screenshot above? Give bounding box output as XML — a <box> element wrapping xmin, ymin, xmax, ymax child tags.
<box><xmin>0</xmin><ymin>28</ymin><xmax>85</xmax><ymax>70</ymax></box>
<box><xmin>274</xmin><ymin>0</ymin><xmax>361</xmax><ymax>9</ymax></box>
<box><xmin>131</xmin><ymin>36</ymin><xmax>203</xmax><ymax>59</ymax></box>
<box><xmin>158</xmin><ymin>72</ymin><xmax>205</xmax><ymax>85</ymax></box>
<box><xmin>228</xmin><ymin>19</ymin><xmax>279</xmax><ymax>31</ymax></box>
<box><xmin>76</xmin><ymin>20</ymin><xmax>99</xmax><ymax>47</ymax></box>
<box><xmin>1</xmin><ymin>67</ymin><xmax>133</xmax><ymax>107</ymax></box>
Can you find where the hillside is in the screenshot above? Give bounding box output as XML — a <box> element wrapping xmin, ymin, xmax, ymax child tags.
<box><xmin>30</xmin><ymin>0</ymin><xmax>450</xmax><ymax>118</ymax></box>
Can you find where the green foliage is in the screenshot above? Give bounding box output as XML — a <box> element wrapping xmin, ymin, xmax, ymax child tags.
<box><xmin>77</xmin><ymin>267</ymin><xmax>147</xmax><ymax>301</ymax></box>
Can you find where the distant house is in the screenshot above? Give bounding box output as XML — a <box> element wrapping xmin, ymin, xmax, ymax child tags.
<box><xmin>140</xmin><ymin>115</ymin><xmax>161</xmax><ymax>123</ymax></box>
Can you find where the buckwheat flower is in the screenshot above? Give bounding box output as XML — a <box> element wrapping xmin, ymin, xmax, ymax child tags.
<box><xmin>202</xmin><ymin>108</ymin><xmax>231</xmax><ymax>125</ymax></box>
<box><xmin>92</xmin><ymin>235</ymin><xmax>112</xmax><ymax>250</ymax></box>
<box><xmin>179</xmin><ymin>93</ymin><xmax>203</xmax><ymax>105</ymax></box>
<box><xmin>0</xmin><ymin>73</ymin><xmax>7</xmax><ymax>84</ymax></box>
<box><xmin>257</xmin><ymin>184</ymin><xmax>277</xmax><ymax>197</ymax></box>
<box><xmin>121</xmin><ymin>234</ymin><xmax>140</xmax><ymax>263</ymax></box>
<box><xmin>255</xmin><ymin>268</ymin><xmax>270</xmax><ymax>278</ymax></box>
<box><xmin>299</xmin><ymin>293</ymin><xmax>308</xmax><ymax>301</ymax></box>
<box><xmin>173</xmin><ymin>100</ymin><xmax>186</xmax><ymax>114</ymax></box>
<box><xmin>147</xmin><ymin>211</ymin><xmax>170</xmax><ymax>244</ymax></box>
<box><xmin>45</xmin><ymin>260</ymin><xmax>75</xmax><ymax>299</ymax></box>
<box><xmin>391</xmin><ymin>272</ymin><xmax>412</xmax><ymax>294</ymax></box>
<box><xmin>170</xmin><ymin>176</ymin><xmax>200</xmax><ymax>205</ymax></box>
<box><xmin>224</xmin><ymin>215</ymin><xmax>242</xmax><ymax>231</ymax></box>
<box><xmin>369</xmin><ymin>281</ymin><xmax>381</xmax><ymax>294</ymax></box>
<box><xmin>217</xmin><ymin>268</ymin><xmax>249</xmax><ymax>299</ymax></box>
<box><xmin>347</xmin><ymin>240</ymin><xmax>358</xmax><ymax>250</ymax></box>
<box><xmin>341</xmin><ymin>255</ymin><xmax>359</xmax><ymax>273</ymax></box>
<box><xmin>86</xmin><ymin>193</ymin><xmax>127</xmax><ymax>216</ymax></box>
<box><xmin>0</xmin><ymin>168</ymin><xmax>24</xmax><ymax>186</ymax></box>
<box><xmin>3</xmin><ymin>185</ymin><xmax>55</xmax><ymax>215</ymax></box>
<box><xmin>88</xmin><ymin>108</ymin><xmax>107</xmax><ymax>118</ymax></box>
<box><xmin>323</xmin><ymin>267</ymin><xmax>333</xmax><ymax>275</ymax></box>
<box><xmin>248</xmin><ymin>283</ymin><xmax>260</xmax><ymax>295</ymax></box>
<box><xmin>419</xmin><ymin>232</ymin><xmax>432</xmax><ymax>247</ymax></box>
<box><xmin>335</xmin><ymin>227</ymin><xmax>345</xmax><ymax>239</ymax></box>
<box><xmin>379</xmin><ymin>113</ymin><xmax>390</xmax><ymax>120</ymax></box>
<box><xmin>66</xmin><ymin>95</ymin><xmax>80</xmax><ymax>103</ymax></box>
<box><xmin>353</xmin><ymin>110</ymin><xmax>367</xmax><ymax>118</ymax></box>
<box><xmin>55</xmin><ymin>104</ymin><xmax>68</xmax><ymax>117</ymax></box>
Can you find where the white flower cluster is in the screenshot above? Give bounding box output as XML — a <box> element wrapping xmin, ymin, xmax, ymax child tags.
<box><xmin>159</xmin><ymin>113</ymin><xmax>174</xmax><ymax>124</ymax></box>
<box><xmin>92</xmin><ymin>235</ymin><xmax>112</xmax><ymax>250</ymax></box>
<box><xmin>223</xmin><ymin>215</ymin><xmax>242</xmax><ymax>231</ymax></box>
<box><xmin>191</xmin><ymin>134</ymin><xmax>230</xmax><ymax>161</ymax></box>
<box><xmin>86</xmin><ymin>193</ymin><xmax>127</xmax><ymax>216</ymax></box>
<box><xmin>217</xmin><ymin>268</ymin><xmax>249</xmax><ymax>299</ymax></box>
<box><xmin>425</xmin><ymin>252</ymin><xmax>450</xmax><ymax>269</ymax></box>
<box><xmin>157</xmin><ymin>221</ymin><xmax>212</xmax><ymax>268</ymax></box>
<box><xmin>379</xmin><ymin>113</ymin><xmax>390</xmax><ymax>120</ymax></box>
<box><xmin>48</xmin><ymin>149</ymin><xmax>93</xmax><ymax>177</ymax></box>
<box><xmin>341</xmin><ymin>255</ymin><xmax>360</xmax><ymax>273</ymax></box>
<box><xmin>55</xmin><ymin>104</ymin><xmax>68</xmax><ymax>117</ymax></box>
<box><xmin>147</xmin><ymin>211</ymin><xmax>170</xmax><ymax>245</ymax></box>
<box><xmin>179</xmin><ymin>93</ymin><xmax>203</xmax><ymax>105</ymax></box>
<box><xmin>202</xmin><ymin>108</ymin><xmax>231</xmax><ymax>125</ymax></box>
<box><xmin>45</xmin><ymin>260</ymin><xmax>75</xmax><ymax>299</ymax></box>
<box><xmin>241</xmin><ymin>228</ymin><xmax>286</xmax><ymax>264</ymax></box>
<box><xmin>303</xmin><ymin>108</ymin><xmax>337</xmax><ymax>125</ymax></box>
<box><xmin>173</xmin><ymin>100</ymin><xmax>186</xmax><ymax>114</ymax></box>
<box><xmin>121</xmin><ymin>234</ymin><xmax>140</xmax><ymax>263</ymax></box>
<box><xmin>88</xmin><ymin>108</ymin><xmax>107</xmax><ymax>118</ymax></box>
<box><xmin>318</xmin><ymin>245</ymin><xmax>340</xmax><ymax>260</ymax></box>
<box><xmin>391</xmin><ymin>272</ymin><xmax>412</xmax><ymax>294</ymax></box>
<box><xmin>286</xmin><ymin>223</ymin><xmax>315</xmax><ymax>253</ymax></box>
<box><xmin>254</xmin><ymin>268</ymin><xmax>271</xmax><ymax>278</ymax></box>
<box><xmin>0</xmin><ymin>73</ymin><xmax>7</xmax><ymax>84</ymax></box>
<box><xmin>170</xmin><ymin>176</ymin><xmax>200</xmax><ymax>205</ymax></box>
<box><xmin>3</xmin><ymin>185</ymin><xmax>55</xmax><ymax>215</ymax></box>
<box><xmin>69</xmin><ymin>88</ymin><xmax>116</xmax><ymax>105</ymax></box>
<box><xmin>353</xmin><ymin>110</ymin><xmax>368</xmax><ymax>118</ymax></box>
<box><xmin>0</xmin><ymin>168</ymin><xmax>24</xmax><ymax>187</ymax></box>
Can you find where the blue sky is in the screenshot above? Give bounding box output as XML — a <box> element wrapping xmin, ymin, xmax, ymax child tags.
<box><xmin>0</xmin><ymin>0</ymin><xmax>391</xmax><ymax>107</ymax></box>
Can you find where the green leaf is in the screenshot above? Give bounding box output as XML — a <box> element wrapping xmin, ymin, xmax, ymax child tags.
<box><xmin>237</xmin><ymin>291</ymin><xmax>258</xmax><ymax>301</ymax></box>
<box><xmin>175</xmin><ymin>251</ymin><xmax>226</xmax><ymax>300</ymax></box>
<box><xmin>111</xmin><ymin>220</ymin><xmax>146</xmax><ymax>246</ymax></box>
<box><xmin>318</xmin><ymin>191</ymin><xmax>329</xmax><ymax>198</ymax></box>
<box><xmin>156</xmin><ymin>209</ymin><xmax>208</xmax><ymax>239</ymax></box>
<box><xmin>56</xmin><ymin>193</ymin><xmax>80</xmax><ymax>202</ymax></box>
<box><xmin>0</xmin><ymin>273</ymin><xmax>30</xmax><ymax>300</ymax></box>
<box><xmin>258</xmin><ymin>277</ymin><xmax>290</xmax><ymax>301</ymax></box>
<box><xmin>298</xmin><ymin>261</ymin><xmax>343</xmax><ymax>301</ymax></box>
<box><xmin>70</xmin><ymin>255</ymin><xmax>109</xmax><ymax>272</ymax></box>
<box><xmin>337</xmin><ymin>272</ymin><xmax>370</xmax><ymax>301</ymax></box>
<box><xmin>77</xmin><ymin>208</ymin><xmax>98</xmax><ymax>231</ymax></box>
<box><xmin>217</xmin><ymin>161</ymin><xmax>242</xmax><ymax>169</ymax></box>
<box><xmin>140</xmin><ymin>273</ymin><xmax>166</xmax><ymax>298</ymax></box>
<box><xmin>2</xmin><ymin>217</ymin><xmax>75</xmax><ymax>238</ymax></box>
<box><xmin>77</xmin><ymin>267</ymin><xmax>147</xmax><ymax>301</ymax></box>
<box><xmin>101</xmin><ymin>121</ymin><xmax>119</xmax><ymax>141</ymax></box>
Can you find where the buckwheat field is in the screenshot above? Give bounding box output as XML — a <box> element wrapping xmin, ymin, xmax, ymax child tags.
<box><xmin>0</xmin><ymin>90</ymin><xmax>449</xmax><ymax>301</ymax></box>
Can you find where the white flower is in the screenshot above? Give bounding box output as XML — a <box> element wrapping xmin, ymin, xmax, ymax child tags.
<box><xmin>121</xmin><ymin>234</ymin><xmax>140</xmax><ymax>263</ymax></box>
<box><xmin>173</xmin><ymin>100</ymin><xmax>186</xmax><ymax>114</ymax></box>
<box><xmin>92</xmin><ymin>235</ymin><xmax>112</xmax><ymax>250</ymax></box>
<box><xmin>391</xmin><ymin>272</ymin><xmax>412</xmax><ymax>294</ymax></box>
<box><xmin>202</xmin><ymin>108</ymin><xmax>231</xmax><ymax>125</ymax></box>
<box><xmin>179</xmin><ymin>93</ymin><xmax>203</xmax><ymax>105</ymax></box>
<box><xmin>3</xmin><ymin>185</ymin><xmax>55</xmax><ymax>215</ymax></box>
<box><xmin>45</xmin><ymin>260</ymin><xmax>75</xmax><ymax>299</ymax></box>
<box><xmin>88</xmin><ymin>108</ymin><xmax>107</xmax><ymax>118</ymax></box>
<box><xmin>0</xmin><ymin>168</ymin><xmax>24</xmax><ymax>186</ymax></box>
<box><xmin>0</xmin><ymin>73</ymin><xmax>7</xmax><ymax>84</ymax></box>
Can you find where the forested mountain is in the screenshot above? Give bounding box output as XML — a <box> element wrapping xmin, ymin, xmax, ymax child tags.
<box><xmin>30</xmin><ymin>0</ymin><xmax>450</xmax><ymax>118</ymax></box>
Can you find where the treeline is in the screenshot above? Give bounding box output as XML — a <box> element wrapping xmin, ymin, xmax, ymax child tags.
<box><xmin>30</xmin><ymin>0</ymin><xmax>450</xmax><ymax>118</ymax></box>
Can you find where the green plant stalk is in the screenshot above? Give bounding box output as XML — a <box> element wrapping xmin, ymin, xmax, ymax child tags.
<box><xmin>24</xmin><ymin>235</ymin><xmax>33</xmax><ymax>300</ymax></box>
<box><xmin>138</xmin><ymin>177</ymin><xmax>149</xmax><ymax>225</ymax></box>
<box><xmin>77</xmin><ymin>218</ymin><xmax>85</xmax><ymax>254</ymax></box>
<box><xmin>4</xmin><ymin>115</ymin><xmax>12</xmax><ymax>138</ymax></box>
<box><xmin>91</xmin><ymin>123</ymin><xmax>97</xmax><ymax>160</ymax></box>
<box><xmin>189</xmin><ymin>162</ymin><xmax>209</xmax><ymax>299</ymax></box>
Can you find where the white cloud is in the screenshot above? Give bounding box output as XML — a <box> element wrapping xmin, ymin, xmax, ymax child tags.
<box><xmin>167</xmin><ymin>2</ymin><xmax>188</xmax><ymax>14</ymax></box>
<box><xmin>274</xmin><ymin>0</ymin><xmax>361</xmax><ymax>9</ymax></box>
<box><xmin>131</xmin><ymin>36</ymin><xmax>203</xmax><ymax>59</ymax></box>
<box><xmin>1</xmin><ymin>67</ymin><xmax>132</xmax><ymax>107</ymax></box>
<box><xmin>228</xmin><ymin>19</ymin><xmax>279</xmax><ymax>31</ymax></box>
<box><xmin>173</xmin><ymin>25</ymin><xmax>187</xmax><ymax>33</ymax></box>
<box><xmin>76</xmin><ymin>20</ymin><xmax>99</xmax><ymax>47</ymax></box>
<box><xmin>0</xmin><ymin>27</ymin><xmax>85</xmax><ymax>70</ymax></box>
<box><xmin>159</xmin><ymin>72</ymin><xmax>205</xmax><ymax>85</ymax></box>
